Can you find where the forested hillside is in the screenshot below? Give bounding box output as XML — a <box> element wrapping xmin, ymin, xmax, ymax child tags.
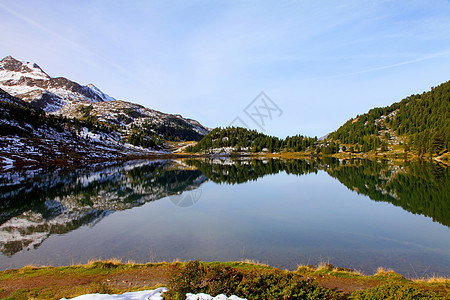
<box><xmin>0</xmin><ymin>56</ymin><xmax>210</xmax><ymax>147</ymax></box>
<box><xmin>328</xmin><ymin>81</ymin><xmax>449</xmax><ymax>156</ymax></box>
<box><xmin>0</xmin><ymin>88</ymin><xmax>165</xmax><ymax>169</ymax></box>
<box><xmin>185</xmin><ymin>127</ymin><xmax>317</xmax><ymax>153</ymax></box>
<box><xmin>0</xmin><ymin>89</ymin><xmax>116</xmax><ymax>139</ymax></box>
<box><xmin>186</xmin><ymin>81</ymin><xmax>449</xmax><ymax>158</ymax></box>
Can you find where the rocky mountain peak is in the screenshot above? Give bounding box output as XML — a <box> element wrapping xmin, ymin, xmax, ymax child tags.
<box><xmin>0</xmin><ymin>56</ymin><xmax>112</xmax><ymax>111</ymax></box>
<box><xmin>0</xmin><ymin>56</ymin><xmax>210</xmax><ymax>140</ymax></box>
<box><xmin>0</xmin><ymin>55</ymin><xmax>50</xmax><ymax>80</ymax></box>
<box><xmin>0</xmin><ymin>56</ymin><xmax>21</xmax><ymax>71</ymax></box>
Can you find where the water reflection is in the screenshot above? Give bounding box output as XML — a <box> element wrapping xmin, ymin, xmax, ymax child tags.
<box><xmin>324</xmin><ymin>159</ymin><xmax>449</xmax><ymax>227</ymax></box>
<box><xmin>0</xmin><ymin>157</ymin><xmax>448</xmax><ymax>270</ymax></box>
<box><xmin>0</xmin><ymin>160</ymin><xmax>207</xmax><ymax>255</ymax></box>
<box><xmin>185</xmin><ymin>158</ymin><xmax>449</xmax><ymax>226</ymax></box>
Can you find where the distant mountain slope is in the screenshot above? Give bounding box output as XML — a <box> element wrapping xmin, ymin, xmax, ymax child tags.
<box><xmin>328</xmin><ymin>81</ymin><xmax>450</xmax><ymax>156</ymax></box>
<box><xmin>0</xmin><ymin>56</ymin><xmax>114</xmax><ymax>112</ymax></box>
<box><xmin>0</xmin><ymin>87</ymin><xmax>30</xmax><ymax>108</ymax></box>
<box><xmin>0</xmin><ymin>88</ymin><xmax>162</xmax><ymax>169</ymax></box>
<box><xmin>58</xmin><ymin>100</ymin><xmax>209</xmax><ymax>141</ymax></box>
<box><xmin>0</xmin><ymin>56</ymin><xmax>209</xmax><ymax>142</ymax></box>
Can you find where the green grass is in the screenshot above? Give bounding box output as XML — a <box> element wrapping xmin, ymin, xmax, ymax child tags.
<box><xmin>201</xmin><ymin>260</ymin><xmax>274</xmax><ymax>271</ymax></box>
<box><xmin>1</xmin><ymin>261</ymin><xmax>448</xmax><ymax>300</ymax></box>
<box><xmin>349</xmin><ymin>283</ymin><xmax>448</xmax><ymax>300</ymax></box>
<box><xmin>0</xmin><ymin>260</ymin><xmax>171</xmax><ymax>281</ymax></box>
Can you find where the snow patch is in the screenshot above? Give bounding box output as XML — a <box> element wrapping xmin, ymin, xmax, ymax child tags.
<box><xmin>60</xmin><ymin>288</ymin><xmax>247</xmax><ymax>300</ymax></box>
<box><xmin>61</xmin><ymin>287</ymin><xmax>166</xmax><ymax>300</ymax></box>
<box><xmin>1</xmin><ymin>156</ymin><xmax>14</xmax><ymax>170</ymax></box>
<box><xmin>186</xmin><ymin>293</ymin><xmax>246</xmax><ymax>300</ymax></box>
<box><xmin>86</xmin><ymin>83</ymin><xmax>116</xmax><ymax>102</ymax></box>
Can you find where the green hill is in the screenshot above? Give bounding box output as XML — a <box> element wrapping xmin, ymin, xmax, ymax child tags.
<box><xmin>328</xmin><ymin>81</ymin><xmax>450</xmax><ymax>156</ymax></box>
<box><xmin>185</xmin><ymin>127</ymin><xmax>317</xmax><ymax>154</ymax></box>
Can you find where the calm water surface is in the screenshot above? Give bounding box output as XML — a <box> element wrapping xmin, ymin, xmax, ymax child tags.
<box><xmin>0</xmin><ymin>158</ymin><xmax>448</xmax><ymax>277</ymax></box>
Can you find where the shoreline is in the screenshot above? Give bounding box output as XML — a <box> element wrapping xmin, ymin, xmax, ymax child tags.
<box><xmin>2</xmin><ymin>149</ymin><xmax>448</xmax><ymax>171</ymax></box>
<box><xmin>0</xmin><ymin>260</ymin><xmax>448</xmax><ymax>299</ymax></box>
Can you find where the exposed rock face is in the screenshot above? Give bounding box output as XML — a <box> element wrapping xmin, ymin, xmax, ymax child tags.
<box><xmin>0</xmin><ymin>56</ymin><xmax>209</xmax><ymax>140</ymax></box>
<box><xmin>0</xmin><ymin>56</ymin><xmax>114</xmax><ymax>112</ymax></box>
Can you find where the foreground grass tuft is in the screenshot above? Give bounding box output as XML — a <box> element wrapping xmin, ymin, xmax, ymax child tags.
<box><xmin>349</xmin><ymin>283</ymin><xmax>448</xmax><ymax>300</ymax></box>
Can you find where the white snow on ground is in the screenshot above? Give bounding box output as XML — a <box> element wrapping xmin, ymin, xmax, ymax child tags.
<box><xmin>186</xmin><ymin>293</ymin><xmax>246</xmax><ymax>300</ymax></box>
<box><xmin>0</xmin><ymin>65</ymin><xmax>49</xmax><ymax>81</ymax></box>
<box><xmin>86</xmin><ymin>83</ymin><xmax>116</xmax><ymax>102</ymax></box>
<box><xmin>61</xmin><ymin>288</ymin><xmax>247</xmax><ymax>300</ymax></box>
<box><xmin>0</xmin><ymin>83</ymin><xmax>41</xmax><ymax>96</ymax></box>
<box><xmin>61</xmin><ymin>288</ymin><xmax>166</xmax><ymax>300</ymax></box>
<box><xmin>1</xmin><ymin>156</ymin><xmax>14</xmax><ymax>170</ymax></box>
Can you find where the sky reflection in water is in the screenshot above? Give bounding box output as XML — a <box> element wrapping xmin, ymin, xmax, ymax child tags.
<box><xmin>0</xmin><ymin>159</ymin><xmax>448</xmax><ymax>277</ymax></box>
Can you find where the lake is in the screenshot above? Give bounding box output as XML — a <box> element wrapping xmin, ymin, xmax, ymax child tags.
<box><xmin>0</xmin><ymin>158</ymin><xmax>448</xmax><ymax>277</ymax></box>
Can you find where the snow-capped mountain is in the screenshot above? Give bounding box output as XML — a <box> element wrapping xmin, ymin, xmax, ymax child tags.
<box><xmin>0</xmin><ymin>86</ymin><xmax>171</xmax><ymax>171</ymax></box>
<box><xmin>0</xmin><ymin>56</ymin><xmax>115</xmax><ymax>112</ymax></box>
<box><xmin>0</xmin><ymin>56</ymin><xmax>209</xmax><ymax>141</ymax></box>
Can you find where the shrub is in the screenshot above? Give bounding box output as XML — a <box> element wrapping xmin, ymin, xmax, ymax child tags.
<box><xmin>164</xmin><ymin>261</ymin><xmax>343</xmax><ymax>300</ymax></box>
<box><xmin>164</xmin><ymin>261</ymin><xmax>243</xmax><ymax>299</ymax></box>
<box><xmin>349</xmin><ymin>283</ymin><xmax>445</xmax><ymax>300</ymax></box>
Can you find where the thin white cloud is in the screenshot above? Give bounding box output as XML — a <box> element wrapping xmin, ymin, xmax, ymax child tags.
<box><xmin>323</xmin><ymin>50</ymin><xmax>450</xmax><ymax>79</ymax></box>
<box><xmin>0</xmin><ymin>2</ymin><xmax>144</xmax><ymax>86</ymax></box>
<box><xmin>0</xmin><ymin>3</ymin><xmax>83</xmax><ymax>54</ymax></box>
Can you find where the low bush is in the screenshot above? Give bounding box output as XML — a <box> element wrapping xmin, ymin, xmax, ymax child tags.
<box><xmin>349</xmin><ymin>283</ymin><xmax>446</xmax><ymax>300</ymax></box>
<box><xmin>164</xmin><ymin>261</ymin><xmax>343</xmax><ymax>300</ymax></box>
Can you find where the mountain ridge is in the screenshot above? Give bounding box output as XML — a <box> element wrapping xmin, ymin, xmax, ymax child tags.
<box><xmin>0</xmin><ymin>55</ymin><xmax>209</xmax><ymax>141</ymax></box>
<box><xmin>0</xmin><ymin>56</ymin><xmax>109</xmax><ymax>111</ymax></box>
<box><xmin>0</xmin><ymin>56</ymin><xmax>209</xmax><ymax>140</ymax></box>
<box><xmin>0</xmin><ymin>55</ymin><xmax>211</xmax><ymax>170</ymax></box>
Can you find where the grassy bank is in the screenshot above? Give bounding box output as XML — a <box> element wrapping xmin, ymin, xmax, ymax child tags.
<box><xmin>0</xmin><ymin>260</ymin><xmax>448</xmax><ymax>299</ymax></box>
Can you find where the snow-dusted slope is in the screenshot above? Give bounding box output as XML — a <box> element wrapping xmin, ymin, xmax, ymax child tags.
<box><xmin>58</xmin><ymin>100</ymin><xmax>210</xmax><ymax>138</ymax></box>
<box><xmin>0</xmin><ymin>87</ymin><xmax>28</xmax><ymax>107</ymax></box>
<box><xmin>0</xmin><ymin>56</ymin><xmax>115</xmax><ymax>112</ymax></box>
<box><xmin>0</xmin><ymin>88</ymin><xmax>169</xmax><ymax>170</ymax></box>
<box><xmin>0</xmin><ymin>56</ymin><xmax>210</xmax><ymax>140</ymax></box>
<box><xmin>86</xmin><ymin>83</ymin><xmax>116</xmax><ymax>102</ymax></box>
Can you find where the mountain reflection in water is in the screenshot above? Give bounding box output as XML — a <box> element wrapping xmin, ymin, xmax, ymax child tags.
<box><xmin>0</xmin><ymin>158</ymin><xmax>448</xmax><ymax>275</ymax></box>
<box><xmin>0</xmin><ymin>160</ymin><xmax>206</xmax><ymax>255</ymax></box>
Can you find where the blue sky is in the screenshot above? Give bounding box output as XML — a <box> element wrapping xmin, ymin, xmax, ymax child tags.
<box><xmin>1</xmin><ymin>0</ymin><xmax>450</xmax><ymax>138</ymax></box>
